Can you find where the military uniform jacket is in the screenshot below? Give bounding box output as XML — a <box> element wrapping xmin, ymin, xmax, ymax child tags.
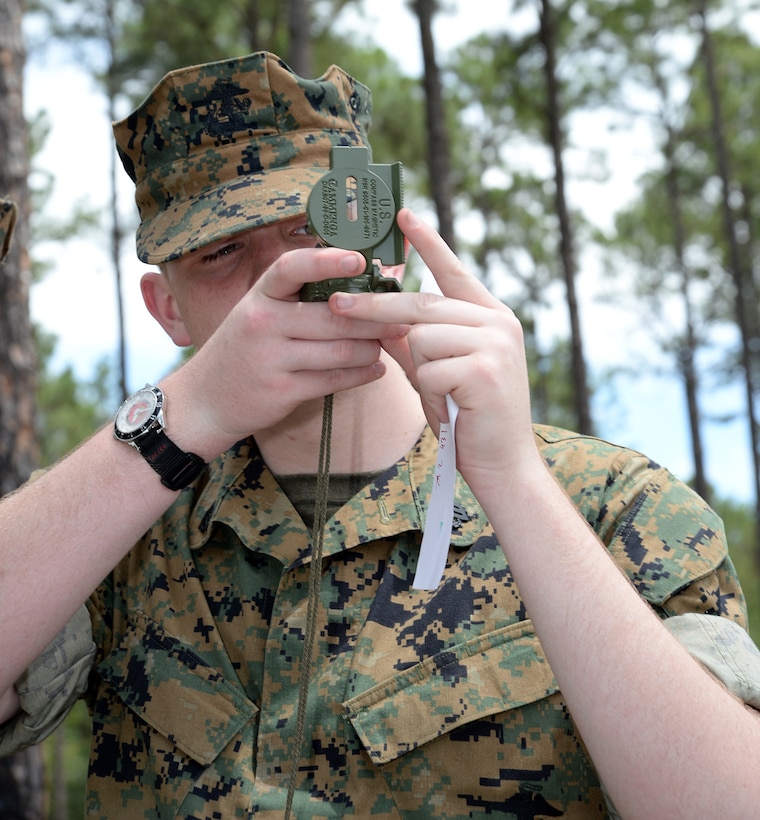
<box><xmin>84</xmin><ymin>425</ymin><xmax>747</xmax><ymax>818</ymax></box>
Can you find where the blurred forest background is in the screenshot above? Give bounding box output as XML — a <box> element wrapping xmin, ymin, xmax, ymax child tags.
<box><xmin>2</xmin><ymin>0</ymin><xmax>760</xmax><ymax>815</ymax></box>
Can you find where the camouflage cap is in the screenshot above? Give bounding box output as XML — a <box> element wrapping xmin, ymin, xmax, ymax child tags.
<box><xmin>0</xmin><ymin>198</ymin><xmax>18</xmax><ymax>262</ymax></box>
<box><xmin>113</xmin><ymin>52</ymin><xmax>373</xmax><ymax>264</ymax></box>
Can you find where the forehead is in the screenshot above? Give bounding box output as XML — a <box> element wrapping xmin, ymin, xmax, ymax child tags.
<box><xmin>204</xmin><ymin>213</ymin><xmax>306</xmax><ymax>250</ymax></box>
<box><xmin>162</xmin><ymin>213</ymin><xmax>309</xmax><ymax>274</ymax></box>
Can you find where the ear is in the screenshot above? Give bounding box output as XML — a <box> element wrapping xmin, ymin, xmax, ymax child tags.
<box><xmin>140</xmin><ymin>271</ymin><xmax>192</xmax><ymax>347</ymax></box>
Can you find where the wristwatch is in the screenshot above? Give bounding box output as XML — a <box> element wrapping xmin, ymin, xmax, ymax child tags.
<box><xmin>114</xmin><ymin>384</ymin><xmax>206</xmax><ymax>490</ymax></box>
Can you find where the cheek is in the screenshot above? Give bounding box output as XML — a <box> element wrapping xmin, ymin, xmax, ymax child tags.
<box><xmin>176</xmin><ymin>286</ymin><xmax>247</xmax><ymax>347</ymax></box>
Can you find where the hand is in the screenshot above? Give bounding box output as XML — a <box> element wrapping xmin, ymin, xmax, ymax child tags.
<box><xmin>329</xmin><ymin>209</ymin><xmax>543</xmax><ymax>498</ymax></box>
<box><xmin>164</xmin><ymin>246</ymin><xmax>409</xmax><ymax>450</ymax></box>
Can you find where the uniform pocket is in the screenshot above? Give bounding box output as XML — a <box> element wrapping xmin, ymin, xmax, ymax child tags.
<box><xmin>344</xmin><ymin>619</ymin><xmax>557</xmax><ymax>764</ymax></box>
<box><xmin>98</xmin><ymin>609</ymin><xmax>257</xmax><ymax>765</ymax></box>
<box><xmin>90</xmin><ymin>610</ymin><xmax>259</xmax><ymax>819</ymax></box>
<box><xmin>343</xmin><ymin>622</ymin><xmax>606</xmax><ymax>817</ymax></box>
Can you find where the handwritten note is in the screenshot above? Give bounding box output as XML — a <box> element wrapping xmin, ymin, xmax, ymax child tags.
<box><xmin>412</xmin><ymin>270</ymin><xmax>460</xmax><ymax>591</ymax></box>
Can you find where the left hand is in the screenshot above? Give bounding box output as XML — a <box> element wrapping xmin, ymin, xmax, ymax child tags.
<box><xmin>329</xmin><ymin>208</ymin><xmax>543</xmax><ymax>497</ymax></box>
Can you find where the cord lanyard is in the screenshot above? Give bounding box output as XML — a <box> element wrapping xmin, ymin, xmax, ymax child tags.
<box><xmin>285</xmin><ymin>393</ymin><xmax>333</xmax><ymax>818</ymax></box>
<box><xmin>285</xmin><ymin>266</ymin><xmax>458</xmax><ymax>811</ymax></box>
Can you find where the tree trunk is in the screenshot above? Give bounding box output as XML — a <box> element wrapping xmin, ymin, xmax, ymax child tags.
<box><xmin>287</xmin><ymin>0</ymin><xmax>312</xmax><ymax>76</ymax></box>
<box><xmin>243</xmin><ymin>0</ymin><xmax>262</xmax><ymax>51</ymax></box>
<box><xmin>0</xmin><ymin>0</ymin><xmax>38</xmax><ymax>493</ymax></box>
<box><xmin>538</xmin><ymin>0</ymin><xmax>593</xmax><ymax>434</ymax></box>
<box><xmin>696</xmin><ymin>1</ymin><xmax>760</xmax><ymax>551</ymax></box>
<box><xmin>412</xmin><ymin>0</ymin><xmax>458</xmax><ymax>253</ymax></box>
<box><xmin>661</xmin><ymin>117</ymin><xmax>710</xmax><ymax>502</ymax></box>
<box><xmin>0</xmin><ymin>746</ymin><xmax>46</xmax><ymax>820</ymax></box>
<box><xmin>0</xmin><ymin>0</ymin><xmax>45</xmax><ymax>816</ymax></box>
<box><xmin>106</xmin><ymin>0</ymin><xmax>128</xmax><ymax>401</ymax></box>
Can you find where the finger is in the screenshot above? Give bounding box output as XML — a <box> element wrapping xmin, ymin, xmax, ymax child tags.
<box><xmin>291</xmin><ymin>305</ymin><xmax>410</xmax><ymax>342</ymax></box>
<box><xmin>379</xmin><ymin>334</ymin><xmax>446</xmax><ymax>431</ymax></box>
<box><xmin>404</xmin><ymin>323</ymin><xmax>494</xmax><ymax>369</ymax></box>
<box><xmin>247</xmin><ymin>295</ymin><xmax>409</xmax><ymax>343</ymax></box>
<box><xmin>285</xmin><ymin>360</ymin><xmax>387</xmax><ymax>401</ymax></box>
<box><xmin>328</xmin><ymin>289</ymin><xmax>488</xmax><ymax>329</ymax></box>
<box><xmin>415</xmin><ymin>357</ymin><xmax>463</xmax><ymax>413</ymax></box>
<box><xmin>380</xmin><ymin>334</ymin><xmax>416</xmax><ymax>385</ymax></box>
<box><xmin>282</xmin><ymin>338</ymin><xmax>383</xmax><ymax>372</ymax></box>
<box><xmin>396</xmin><ymin>208</ymin><xmax>504</xmax><ymax>309</ymax></box>
<box><xmin>258</xmin><ymin>247</ymin><xmax>367</xmax><ymax>301</ymax></box>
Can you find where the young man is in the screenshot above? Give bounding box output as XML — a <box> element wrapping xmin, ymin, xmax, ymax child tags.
<box><xmin>2</xmin><ymin>52</ymin><xmax>760</xmax><ymax>818</ymax></box>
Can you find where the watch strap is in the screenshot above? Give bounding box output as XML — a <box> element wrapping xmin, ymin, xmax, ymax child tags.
<box><xmin>134</xmin><ymin>428</ymin><xmax>206</xmax><ymax>491</ymax></box>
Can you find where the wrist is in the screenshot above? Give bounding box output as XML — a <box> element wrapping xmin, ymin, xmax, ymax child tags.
<box><xmin>157</xmin><ymin>372</ymin><xmax>244</xmax><ymax>461</ymax></box>
<box><xmin>114</xmin><ymin>385</ymin><xmax>207</xmax><ymax>490</ymax></box>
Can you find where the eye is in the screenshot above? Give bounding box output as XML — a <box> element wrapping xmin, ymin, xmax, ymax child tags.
<box><xmin>201</xmin><ymin>241</ymin><xmax>242</xmax><ymax>264</ymax></box>
<box><xmin>291</xmin><ymin>222</ymin><xmax>313</xmax><ymax>238</ymax></box>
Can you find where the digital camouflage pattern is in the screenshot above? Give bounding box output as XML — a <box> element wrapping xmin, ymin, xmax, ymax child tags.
<box><xmin>84</xmin><ymin>424</ymin><xmax>747</xmax><ymax>818</ymax></box>
<box><xmin>0</xmin><ymin>198</ymin><xmax>18</xmax><ymax>261</ymax></box>
<box><xmin>113</xmin><ymin>52</ymin><xmax>372</xmax><ymax>264</ymax></box>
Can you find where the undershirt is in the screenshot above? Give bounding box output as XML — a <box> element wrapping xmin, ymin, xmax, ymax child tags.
<box><xmin>274</xmin><ymin>471</ymin><xmax>382</xmax><ymax>530</ymax></box>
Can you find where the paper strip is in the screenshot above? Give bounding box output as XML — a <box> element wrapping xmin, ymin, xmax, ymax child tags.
<box><xmin>413</xmin><ymin>393</ymin><xmax>459</xmax><ymax>590</ymax></box>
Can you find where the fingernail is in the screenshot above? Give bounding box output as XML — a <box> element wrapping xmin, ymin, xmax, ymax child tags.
<box><xmin>341</xmin><ymin>254</ymin><xmax>362</xmax><ymax>273</ymax></box>
<box><xmin>405</xmin><ymin>210</ymin><xmax>420</xmax><ymax>228</ymax></box>
<box><xmin>334</xmin><ymin>293</ymin><xmax>356</xmax><ymax>309</ymax></box>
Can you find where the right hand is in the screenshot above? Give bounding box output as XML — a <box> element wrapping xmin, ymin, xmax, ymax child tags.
<box><xmin>163</xmin><ymin>245</ymin><xmax>409</xmax><ymax>452</ymax></box>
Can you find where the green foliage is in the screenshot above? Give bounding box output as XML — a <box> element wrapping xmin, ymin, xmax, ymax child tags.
<box><xmin>715</xmin><ymin>497</ymin><xmax>760</xmax><ymax>639</ymax></box>
<box><xmin>449</xmin><ymin>33</ymin><xmax>559</xmax><ymax>291</ymax></box>
<box><xmin>41</xmin><ymin>701</ymin><xmax>90</xmax><ymax>820</ymax></box>
<box><xmin>525</xmin><ymin>329</ymin><xmax>580</xmax><ymax>430</ymax></box>
<box><xmin>27</xmin><ymin>110</ymin><xmax>101</xmax><ymax>285</ymax></box>
<box><xmin>35</xmin><ymin>329</ymin><xmax>114</xmax><ymax>466</ymax></box>
<box><xmin>320</xmin><ymin>45</ymin><xmax>427</xmax><ymax>175</ymax></box>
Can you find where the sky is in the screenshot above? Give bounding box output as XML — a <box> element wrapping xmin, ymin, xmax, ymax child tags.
<box><xmin>22</xmin><ymin>0</ymin><xmax>752</xmax><ymax>504</ymax></box>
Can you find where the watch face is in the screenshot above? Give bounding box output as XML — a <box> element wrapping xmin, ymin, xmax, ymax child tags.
<box><xmin>116</xmin><ymin>388</ymin><xmax>160</xmax><ymax>438</ymax></box>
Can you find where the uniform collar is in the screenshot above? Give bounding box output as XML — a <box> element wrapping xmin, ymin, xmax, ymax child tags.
<box><xmin>188</xmin><ymin>426</ymin><xmax>485</xmax><ymax>567</ymax></box>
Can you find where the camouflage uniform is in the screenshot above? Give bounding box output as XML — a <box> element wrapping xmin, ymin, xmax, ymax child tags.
<box><xmin>81</xmin><ymin>425</ymin><xmax>746</xmax><ymax>818</ymax></box>
<box><xmin>2</xmin><ymin>54</ymin><xmax>756</xmax><ymax>818</ymax></box>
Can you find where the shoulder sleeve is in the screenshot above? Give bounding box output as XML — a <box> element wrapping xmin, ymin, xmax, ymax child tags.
<box><xmin>536</xmin><ymin>426</ymin><xmax>747</xmax><ymax>625</ymax></box>
<box><xmin>0</xmin><ymin>605</ymin><xmax>95</xmax><ymax>755</ymax></box>
<box><xmin>665</xmin><ymin>613</ymin><xmax>760</xmax><ymax>709</ymax></box>
<box><xmin>536</xmin><ymin>427</ymin><xmax>755</xmax><ymax>817</ymax></box>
